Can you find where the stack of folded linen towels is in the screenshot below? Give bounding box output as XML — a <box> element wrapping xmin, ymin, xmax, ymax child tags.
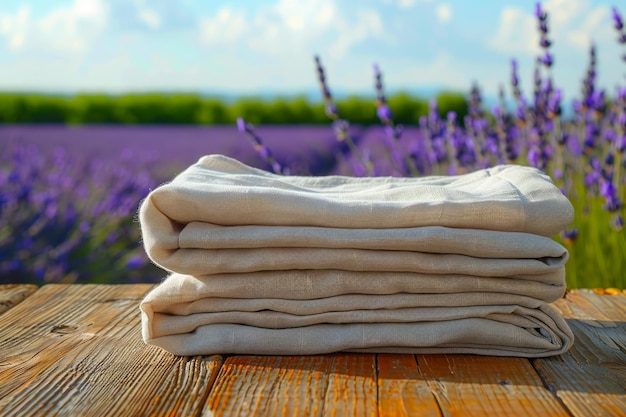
<box><xmin>139</xmin><ymin>154</ymin><xmax>575</xmax><ymax>358</ymax></box>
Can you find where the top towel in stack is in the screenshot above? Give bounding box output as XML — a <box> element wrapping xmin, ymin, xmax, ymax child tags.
<box><xmin>139</xmin><ymin>154</ymin><xmax>575</xmax><ymax>357</ymax></box>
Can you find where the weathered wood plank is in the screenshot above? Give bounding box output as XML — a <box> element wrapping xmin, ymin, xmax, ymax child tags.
<box><xmin>205</xmin><ymin>354</ymin><xmax>378</xmax><ymax>416</ymax></box>
<box><xmin>0</xmin><ymin>284</ymin><xmax>224</xmax><ymax>417</ymax></box>
<box><xmin>323</xmin><ymin>354</ymin><xmax>377</xmax><ymax>417</ymax></box>
<box><xmin>377</xmin><ymin>354</ymin><xmax>441</xmax><ymax>417</ymax></box>
<box><xmin>417</xmin><ymin>354</ymin><xmax>570</xmax><ymax>417</ymax></box>
<box><xmin>532</xmin><ymin>289</ymin><xmax>626</xmax><ymax>417</ymax></box>
<box><xmin>0</xmin><ymin>284</ymin><xmax>38</xmax><ymax>315</ymax></box>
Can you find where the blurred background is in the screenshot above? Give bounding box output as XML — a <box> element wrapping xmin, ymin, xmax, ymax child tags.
<box><xmin>0</xmin><ymin>0</ymin><xmax>622</xmax><ymax>101</ymax></box>
<box><xmin>1</xmin><ymin>0</ymin><xmax>624</xmax><ymax>288</ymax></box>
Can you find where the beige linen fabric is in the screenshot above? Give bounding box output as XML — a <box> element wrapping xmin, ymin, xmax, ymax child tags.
<box><xmin>140</xmin><ymin>155</ymin><xmax>574</xmax><ymax>271</ymax></box>
<box><xmin>140</xmin><ymin>272</ymin><xmax>574</xmax><ymax>357</ymax></box>
<box><xmin>140</xmin><ymin>273</ymin><xmax>573</xmax><ymax>357</ymax></box>
<box><xmin>138</xmin><ymin>155</ymin><xmax>575</xmax><ymax>357</ymax></box>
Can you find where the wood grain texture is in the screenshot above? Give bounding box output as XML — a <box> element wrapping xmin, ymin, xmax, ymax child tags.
<box><xmin>377</xmin><ymin>354</ymin><xmax>441</xmax><ymax>417</ymax></box>
<box><xmin>0</xmin><ymin>284</ymin><xmax>38</xmax><ymax>315</ymax></box>
<box><xmin>417</xmin><ymin>355</ymin><xmax>570</xmax><ymax>417</ymax></box>
<box><xmin>205</xmin><ymin>354</ymin><xmax>378</xmax><ymax>417</ymax></box>
<box><xmin>0</xmin><ymin>284</ymin><xmax>624</xmax><ymax>416</ymax></box>
<box><xmin>0</xmin><ymin>284</ymin><xmax>224</xmax><ymax>417</ymax></box>
<box><xmin>532</xmin><ymin>289</ymin><xmax>626</xmax><ymax>417</ymax></box>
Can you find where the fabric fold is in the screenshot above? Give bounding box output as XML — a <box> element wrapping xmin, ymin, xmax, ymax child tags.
<box><xmin>138</xmin><ymin>155</ymin><xmax>575</xmax><ymax>358</ymax></box>
<box><xmin>140</xmin><ymin>155</ymin><xmax>574</xmax><ymax>271</ymax></box>
<box><xmin>143</xmin><ymin>318</ymin><xmax>573</xmax><ymax>358</ymax></box>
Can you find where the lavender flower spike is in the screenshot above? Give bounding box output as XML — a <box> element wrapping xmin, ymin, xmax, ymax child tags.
<box><xmin>372</xmin><ymin>61</ymin><xmax>418</xmax><ymax>176</ymax></box>
<box><xmin>236</xmin><ymin>117</ymin><xmax>284</xmax><ymax>174</ymax></box>
<box><xmin>314</xmin><ymin>55</ymin><xmax>339</xmax><ymax>120</ymax></box>
<box><xmin>535</xmin><ymin>3</ymin><xmax>547</xmax><ymax>21</ymax></box>
<box><xmin>373</xmin><ymin>62</ymin><xmax>393</xmax><ymax>123</ymax></box>
<box><xmin>613</xmin><ymin>7</ymin><xmax>624</xmax><ymax>31</ymax></box>
<box><xmin>314</xmin><ymin>55</ymin><xmax>372</xmax><ymax>175</ymax></box>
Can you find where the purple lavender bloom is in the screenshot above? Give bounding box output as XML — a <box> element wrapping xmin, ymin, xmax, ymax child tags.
<box><xmin>325</xmin><ymin>103</ymin><xmax>339</xmax><ymax>119</ymax></box>
<box><xmin>613</xmin><ymin>7</ymin><xmax>624</xmax><ymax>31</ymax></box>
<box><xmin>561</xmin><ymin>228</ymin><xmax>578</xmax><ymax>246</ymax></box>
<box><xmin>600</xmin><ymin>179</ymin><xmax>616</xmax><ymax>199</ymax></box>
<box><xmin>538</xmin><ymin>52</ymin><xmax>553</xmax><ymax>68</ymax></box>
<box><xmin>236</xmin><ymin>117</ymin><xmax>284</xmax><ymax>174</ymax></box>
<box><xmin>527</xmin><ymin>147</ymin><xmax>541</xmax><ymax>168</ymax></box>
<box><xmin>315</xmin><ymin>55</ymin><xmax>338</xmax><ymax>115</ymax></box>
<box><xmin>547</xmin><ymin>88</ymin><xmax>562</xmax><ymax>117</ymax></box>
<box><xmin>592</xmin><ymin>91</ymin><xmax>605</xmax><ymax>112</ymax></box>
<box><xmin>373</xmin><ymin>63</ymin><xmax>385</xmax><ymax>103</ymax></box>
<box><xmin>600</xmin><ymin>179</ymin><xmax>622</xmax><ymax>212</ymax></box>
<box><xmin>126</xmin><ymin>254</ymin><xmax>144</xmax><ymax>269</ymax></box>
<box><xmin>372</xmin><ymin>63</ymin><xmax>393</xmax><ymax>123</ymax></box>
<box><xmin>535</xmin><ymin>3</ymin><xmax>547</xmax><ymax>20</ymax></box>
<box><xmin>584</xmin><ymin>158</ymin><xmax>602</xmax><ymax>187</ymax></box>
<box><xmin>236</xmin><ymin>117</ymin><xmax>246</xmax><ymax>133</ymax></box>
<box><xmin>332</xmin><ymin>119</ymin><xmax>350</xmax><ymax>141</ymax></box>
<box><xmin>604</xmin><ymin>197</ymin><xmax>622</xmax><ymax>212</ymax></box>
<box><xmin>511</xmin><ymin>60</ymin><xmax>520</xmax><ymax>91</ymax></box>
<box><xmin>376</xmin><ymin>104</ymin><xmax>393</xmax><ymax>123</ymax></box>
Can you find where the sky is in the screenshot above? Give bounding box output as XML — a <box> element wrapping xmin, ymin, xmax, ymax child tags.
<box><xmin>0</xmin><ymin>0</ymin><xmax>624</xmax><ymax>104</ymax></box>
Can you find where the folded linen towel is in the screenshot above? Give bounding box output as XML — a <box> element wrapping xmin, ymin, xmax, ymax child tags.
<box><xmin>140</xmin><ymin>155</ymin><xmax>573</xmax><ymax>235</ymax></box>
<box><xmin>142</xmin><ymin>269</ymin><xmax>567</xmax><ymax>306</ymax></box>
<box><xmin>139</xmin><ymin>155</ymin><xmax>573</xmax><ymax>274</ymax></box>
<box><xmin>138</xmin><ymin>155</ymin><xmax>575</xmax><ymax>357</ymax></box>
<box><xmin>142</xmin><ymin>241</ymin><xmax>568</xmax><ymax>278</ymax></box>
<box><xmin>140</xmin><ymin>273</ymin><xmax>574</xmax><ymax>357</ymax></box>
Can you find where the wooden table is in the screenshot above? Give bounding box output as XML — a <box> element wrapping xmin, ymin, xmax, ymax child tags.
<box><xmin>0</xmin><ymin>284</ymin><xmax>624</xmax><ymax>416</ymax></box>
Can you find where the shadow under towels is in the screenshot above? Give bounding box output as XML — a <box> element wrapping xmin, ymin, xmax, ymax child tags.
<box><xmin>139</xmin><ymin>154</ymin><xmax>575</xmax><ymax>357</ymax></box>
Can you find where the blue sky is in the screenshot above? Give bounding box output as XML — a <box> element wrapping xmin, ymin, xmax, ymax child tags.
<box><xmin>0</xmin><ymin>0</ymin><xmax>624</xmax><ymax>104</ymax></box>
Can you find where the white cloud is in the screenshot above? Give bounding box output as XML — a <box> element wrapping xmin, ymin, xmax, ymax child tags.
<box><xmin>247</xmin><ymin>0</ymin><xmax>340</xmax><ymax>54</ymax></box>
<box><xmin>0</xmin><ymin>5</ymin><xmax>30</xmax><ymax>50</ymax></box>
<box><xmin>489</xmin><ymin>6</ymin><xmax>539</xmax><ymax>55</ymax></box>
<box><xmin>199</xmin><ymin>7</ymin><xmax>247</xmax><ymax>45</ymax></box>
<box><xmin>567</xmin><ymin>6</ymin><xmax>611</xmax><ymax>49</ymax></box>
<box><xmin>391</xmin><ymin>51</ymin><xmax>470</xmax><ymax>91</ymax></box>
<box><xmin>328</xmin><ymin>9</ymin><xmax>384</xmax><ymax>58</ymax></box>
<box><xmin>436</xmin><ymin>3</ymin><xmax>452</xmax><ymax>23</ymax></box>
<box><xmin>545</xmin><ymin>0</ymin><xmax>585</xmax><ymax>26</ymax></box>
<box><xmin>397</xmin><ymin>0</ymin><xmax>417</xmax><ymax>8</ymax></box>
<box><xmin>383</xmin><ymin>0</ymin><xmax>436</xmax><ymax>6</ymax></box>
<box><xmin>198</xmin><ymin>0</ymin><xmax>384</xmax><ymax>59</ymax></box>
<box><xmin>137</xmin><ymin>8</ymin><xmax>161</xmax><ymax>29</ymax></box>
<box><xmin>488</xmin><ymin>0</ymin><xmax>611</xmax><ymax>56</ymax></box>
<box><xmin>0</xmin><ymin>0</ymin><xmax>108</xmax><ymax>54</ymax></box>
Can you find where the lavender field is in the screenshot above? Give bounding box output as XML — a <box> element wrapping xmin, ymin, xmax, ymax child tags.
<box><xmin>0</xmin><ymin>125</ymin><xmax>348</xmax><ymax>284</ymax></box>
<box><xmin>1</xmin><ymin>2</ymin><xmax>625</xmax><ymax>288</ymax></box>
<box><xmin>237</xmin><ymin>3</ymin><xmax>626</xmax><ymax>289</ymax></box>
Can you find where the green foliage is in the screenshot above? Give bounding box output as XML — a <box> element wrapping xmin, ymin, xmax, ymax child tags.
<box><xmin>387</xmin><ymin>92</ymin><xmax>429</xmax><ymax>124</ymax></box>
<box><xmin>0</xmin><ymin>94</ymin><xmax>73</xmax><ymax>123</ymax></box>
<box><xmin>0</xmin><ymin>92</ymin><xmax>468</xmax><ymax>125</ymax></box>
<box><xmin>554</xmin><ymin>173</ymin><xmax>626</xmax><ymax>290</ymax></box>
<box><xmin>336</xmin><ymin>96</ymin><xmax>379</xmax><ymax>124</ymax></box>
<box><xmin>436</xmin><ymin>91</ymin><xmax>469</xmax><ymax>120</ymax></box>
<box><xmin>70</xmin><ymin>94</ymin><xmax>118</xmax><ymax>124</ymax></box>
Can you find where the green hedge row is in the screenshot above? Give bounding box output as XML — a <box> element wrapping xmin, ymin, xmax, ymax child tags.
<box><xmin>0</xmin><ymin>92</ymin><xmax>468</xmax><ymax>125</ymax></box>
